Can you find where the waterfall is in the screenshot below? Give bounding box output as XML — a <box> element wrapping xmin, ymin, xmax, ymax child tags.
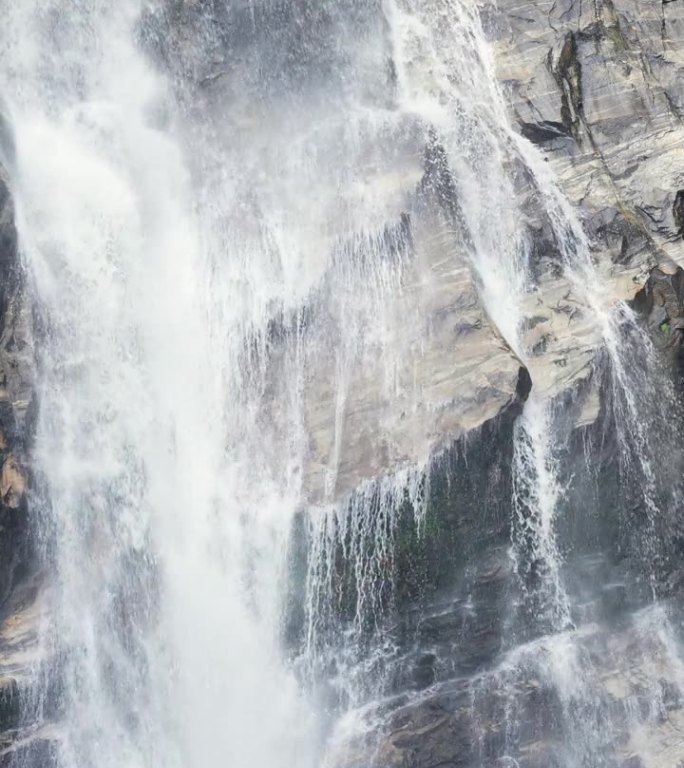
<box><xmin>0</xmin><ymin>1</ymin><xmax>682</xmax><ymax>767</ymax></box>
<box><xmin>2</xmin><ymin>2</ymin><xmax>316</xmax><ymax>766</ymax></box>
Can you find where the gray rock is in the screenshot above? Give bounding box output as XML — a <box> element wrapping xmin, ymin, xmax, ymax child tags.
<box><xmin>143</xmin><ymin>0</ymin><xmax>684</xmax><ymax>505</ymax></box>
<box><xmin>327</xmin><ymin>608</ymin><xmax>684</xmax><ymax>768</ymax></box>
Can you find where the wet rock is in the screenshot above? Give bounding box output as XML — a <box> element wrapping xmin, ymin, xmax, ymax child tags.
<box><xmin>145</xmin><ymin>0</ymin><xmax>684</xmax><ymax>503</ymax></box>
<box><xmin>489</xmin><ymin>0</ymin><xmax>684</xmax><ymax>276</ymax></box>
<box><xmin>0</xmin><ymin>680</ymin><xmax>19</xmax><ymax>734</ymax></box>
<box><xmin>673</xmin><ymin>191</ymin><xmax>684</xmax><ymax>238</ymax></box>
<box><xmin>553</xmin><ymin>32</ymin><xmax>583</xmax><ymax>140</ymax></box>
<box><xmin>0</xmin><ymin>728</ymin><xmax>60</xmax><ymax>768</ymax></box>
<box><xmin>0</xmin><ymin>161</ymin><xmax>34</xmax><ymax>610</ymax></box>
<box><xmin>633</xmin><ymin>263</ymin><xmax>684</xmax><ymax>381</ymax></box>
<box><xmin>329</xmin><ymin>609</ymin><xmax>684</xmax><ymax>768</ymax></box>
<box><xmin>519</xmin><ymin>120</ymin><xmax>571</xmax><ymax>146</ymax></box>
<box><xmin>0</xmin><ymin>147</ymin><xmax>33</xmax><ymax>456</ymax></box>
<box><xmin>0</xmin><ymin>457</ymin><xmax>25</xmax><ymax>512</ymax></box>
<box><xmin>0</xmin><ymin>116</ymin><xmax>40</xmax><ymax>761</ymax></box>
<box><xmin>0</xmin><ymin>574</ymin><xmax>57</xmax><ymax>746</ymax></box>
<box><xmin>263</xmin><ymin>172</ymin><xmax>528</xmax><ymax>504</ymax></box>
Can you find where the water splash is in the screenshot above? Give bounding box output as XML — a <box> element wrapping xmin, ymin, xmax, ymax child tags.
<box><xmin>2</xmin><ymin>2</ymin><xmax>317</xmax><ymax>766</ymax></box>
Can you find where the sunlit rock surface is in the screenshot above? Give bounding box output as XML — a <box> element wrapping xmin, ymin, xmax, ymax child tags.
<box><xmin>142</xmin><ymin>0</ymin><xmax>684</xmax><ymax>504</ymax></box>
<box><xmin>488</xmin><ymin>0</ymin><xmax>684</xmax><ymax>279</ymax></box>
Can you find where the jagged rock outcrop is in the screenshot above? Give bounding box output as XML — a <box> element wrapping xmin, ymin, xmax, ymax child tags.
<box><xmin>265</xmin><ymin>182</ymin><xmax>528</xmax><ymax>504</ymax></box>
<box><xmin>486</xmin><ymin>0</ymin><xmax>684</xmax><ymax>284</ymax></box>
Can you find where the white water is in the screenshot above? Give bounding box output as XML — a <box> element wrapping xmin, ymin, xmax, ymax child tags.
<box><xmin>0</xmin><ymin>1</ymin><xmax>682</xmax><ymax>767</ymax></box>
<box><xmin>2</xmin><ymin>2</ymin><xmax>315</xmax><ymax>766</ymax></box>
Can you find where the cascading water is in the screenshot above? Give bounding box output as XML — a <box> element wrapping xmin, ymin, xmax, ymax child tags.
<box><xmin>2</xmin><ymin>3</ymin><xmax>316</xmax><ymax>766</ymax></box>
<box><xmin>0</xmin><ymin>1</ymin><xmax>682</xmax><ymax>768</ymax></box>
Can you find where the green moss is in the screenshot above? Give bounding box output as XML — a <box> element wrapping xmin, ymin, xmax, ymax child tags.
<box><xmin>660</xmin><ymin>320</ymin><xmax>671</xmax><ymax>336</ymax></box>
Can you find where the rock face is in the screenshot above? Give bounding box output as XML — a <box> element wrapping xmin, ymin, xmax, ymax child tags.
<box><xmin>0</xmin><ymin>1</ymin><xmax>682</xmax><ymax>767</ymax></box>
<box><xmin>0</xmin><ymin>124</ymin><xmax>44</xmax><ymax>765</ymax></box>
<box><xmin>472</xmin><ymin>0</ymin><xmax>684</xmax><ymax>422</ymax></box>
<box><xmin>486</xmin><ymin>0</ymin><xmax>684</xmax><ymax>285</ymax></box>
<box><xmin>634</xmin><ymin>263</ymin><xmax>684</xmax><ymax>379</ymax></box>
<box><xmin>329</xmin><ymin>606</ymin><xmax>684</xmax><ymax>768</ymax></box>
<box><xmin>0</xmin><ymin>575</ymin><xmax>58</xmax><ymax>768</ymax></box>
<box><xmin>309</xmin><ymin>324</ymin><xmax>684</xmax><ymax>766</ymax></box>
<box><xmin>266</xmin><ymin>177</ymin><xmax>528</xmax><ymax>504</ymax></box>
<box><xmin>144</xmin><ymin>0</ymin><xmax>684</xmax><ymax>506</ymax></box>
<box><xmin>284</xmin><ymin>2</ymin><xmax>684</xmax><ymax>764</ymax></box>
<box><xmin>135</xmin><ymin>6</ymin><xmax>684</xmax><ymax>763</ymax></box>
<box><xmin>143</xmin><ymin>0</ymin><xmax>535</xmax><ymax>504</ymax></box>
<box><xmin>0</xmin><ymin>158</ymin><xmax>34</xmax><ymax>609</ymax></box>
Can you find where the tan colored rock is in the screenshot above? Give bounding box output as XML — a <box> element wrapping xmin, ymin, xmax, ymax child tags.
<box><xmin>1</xmin><ymin>455</ymin><xmax>26</xmax><ymax>510</ymax></box>
<box><xmin>264</xmin><ymin>203</ymin><xmax>526</xmax><ymax>505</ymax></box>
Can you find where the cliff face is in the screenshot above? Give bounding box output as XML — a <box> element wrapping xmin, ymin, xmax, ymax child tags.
<box><xmin>477</xmin><ymin>0</ymin><xmax>684</xmax><ymax>417</ymax></box>
<box><xmin>0</xmin><ymin>1</ymin><xmax>683</xmax><ymax>767</ymax></box>
<box><xmin>317</xmin><ymin>3</ymin><xmax>684</xmax><ymax>766</ymax></box>
<box><xmin>0</xmin><ymin>159</ymin><xmax>33</xmax><ymax>603</ymax></box>
<box><xmin>488</xmin><ymin>0</ymin><xmax>684</xmax><ymax>289</ymax></box>
<box><xmin>0</xmin><ymin>129</ymin><xmax>49</xmax><ymax>766</ymax></box>
<box><xmin>145</xmin><ymin>0</ymin><xmax>684</xmax><ymax>506</ymax></box>
<box><xmin>145</xmin><ymin>0</ymin><xmax>531</xmax><ymax>504</ymax></box>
